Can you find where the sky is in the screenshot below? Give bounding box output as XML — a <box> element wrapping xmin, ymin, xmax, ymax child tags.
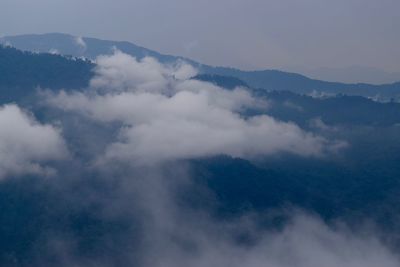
<box><xmin>1</xmin><ymin>0</ymin><xmax>400</xmax><ymax>83</ymax></box>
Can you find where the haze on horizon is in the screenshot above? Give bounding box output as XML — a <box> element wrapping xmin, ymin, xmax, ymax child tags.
<box><xmin>1</xmin><ymin>0</ymin><xmax>400</xmax><ymax>84</ymax></box>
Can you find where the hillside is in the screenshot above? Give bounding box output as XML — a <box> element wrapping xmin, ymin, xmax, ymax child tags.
<box><xmin>0</xmin><ymin>45</ymin><xmax>93</xmax><ymax>102</ymax></box>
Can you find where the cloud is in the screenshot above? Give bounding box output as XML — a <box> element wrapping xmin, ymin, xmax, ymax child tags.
<box><xmin>0</xmin><ymin>39</ymin><xmax>12</xmax><ymax>48</ymax></box>
<box><xmin>310</xmin><ymin>117</ymin><xmax>339</xmax><ymax>132</ymax></box>
<box><xmin>94</xmin><ymin>167</ymin><xmax>397</xmax><ymax>267</ymax></box>
<box><xmin>46</xmin><ymin>51</ymin><xmax>343</xmax><ymax>164</ymax></box>
<box><xmin>90</xmin><ymin>50</ymin><xmax>197</xmax><ymax>93</ymax></box>
<box><xmin>49</xmin><ymin>48</ymin><xmax>60</xmax><ymax>55</ymax></box>
<box><xmin>0</xmin><ymin>104</ymin><xmax>67</xmax><ymax>178</ymax></box>
<box><xmin>141</xmin><ymin>211</ymin><xmax>400</xmax><ymax>267</ymax></box>
<box><xmin>0</xmin><ymin>49</ymin><xmax>390</xmax><ymax>265</ymax></box>
<box><xmin>283</xmin><ymin>100</ymin><xmax>304</xmax><ymax>112</ymax></box>
<box><xmin>74</xmin><ymin>36</ymin><xmax>87</xmax><ymax>50</ymax></box>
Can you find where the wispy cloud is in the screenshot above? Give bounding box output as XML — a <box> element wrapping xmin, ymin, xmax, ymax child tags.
<box><xmin>74</xmin><ymin>36</ymin><xmax>87</xmax><ymax>51</ymax></box>
<box><xmin>0</xmin><ymin>104</ymin><xmax>67</xmax><ymax>178</ymax></box>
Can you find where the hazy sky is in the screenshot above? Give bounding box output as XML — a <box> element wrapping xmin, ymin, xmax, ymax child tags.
<box><xmin>1</xmin><ymin>0</ymin><xmax>400</xmax><ymax>83</ymax></box>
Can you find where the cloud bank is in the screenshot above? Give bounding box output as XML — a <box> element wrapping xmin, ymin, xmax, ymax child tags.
<box><xmin>46</xmin><ymin>51</ymin><xmax>344</xmax><ymax>164</ymax></box>
<box><xmin>140</xmin><ymin>210</ymin><xmax>400</xmax><ymax>267</ymax></box>
<box><xmin>0</xmin><ymin>51</ymin><xmax>396</xmax><ymax>267</ymax></box>
<box><xmin>0</xmin><ymin>104</ymin><xmax>67</xmax><ymax>178</ymax></box>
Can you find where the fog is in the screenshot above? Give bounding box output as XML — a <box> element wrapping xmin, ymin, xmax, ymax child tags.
<box><xmin>0</xmin><ymin>50</ymin><xmax>397</xmax><ymax>266</ymax></box>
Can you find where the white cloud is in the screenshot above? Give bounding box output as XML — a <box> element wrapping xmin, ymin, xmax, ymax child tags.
<box><xmin>1</xmin><ymin>40</ymin><xmax>13</xmax><ymax>48</ymax></box>
<box><xmin>49</xmin><ymin>48</ymin><xmax>60</xmax><ymax>55</ymax></box>
<box><xmin>90</xmin><ymin>50</ymin><xmax>197</xmax><ymax>93</ymax></box>
<box><xmin>0</xmin><ymin>104</ymin><xmax>68</xmax><ymax>178</ymax></box>
<box><xmin>283</xmin><ymin>100</ymin><xmax>304</xmax><ymax>112</ymax></box>
<box><xmin>141</xmin><ymin>210</ymin><xmax>400</xmax><ymax>267</ymax></box>
<box><xmin>46</xmin><ymin>51</ymin><xmax>344</xmax><ymax>165</ymax></box>
<box><xmin>74</xmin><ymin>36</ymin><xmax>87</xmax><ymax>50</ymax></box>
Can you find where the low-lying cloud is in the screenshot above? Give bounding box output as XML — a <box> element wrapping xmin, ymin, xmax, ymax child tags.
<box><xmin>0</xmin><ymin>51</ymin><xmax>396</xmax><ymax>267</ymax></box>
<box><xmin>0</xmin><ymin>104</ymin><xmax>67</xmax><ymax>178</ymax></box>
<box><xmin>141</xmin><ymin>211</ymin><xmax>400</xmax><ymax>267</ymax></box>
<box><xmin>90</xmin><ymin>51</ymin><xmax>197</xmax><ymax>93</ymax></box>
<box><xmin>74</xmin><ymin>36</ymin><xmax>87</xmax><ymax>51</ymax></box>
<box><xmin>46</xmin><ymin>51</ymin><xmax>344</xmax><ymax>164</ymax></box>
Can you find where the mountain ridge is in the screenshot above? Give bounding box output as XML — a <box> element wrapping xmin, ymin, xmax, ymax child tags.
<box><xmin>1</xmin><ymin>33</ymin><xmax>400</xmax><ymax>100</ymax></box>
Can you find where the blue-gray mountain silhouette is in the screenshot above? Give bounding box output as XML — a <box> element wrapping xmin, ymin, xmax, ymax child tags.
<box><xmin>2</xmin><ymin>33</ymin><xmax>400</xmax><ymax>101</ymax></box>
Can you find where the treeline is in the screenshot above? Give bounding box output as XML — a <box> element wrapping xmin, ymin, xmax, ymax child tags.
<box><xmin>0</xmin><ymin>46</ymin><xmax>93</xmax><ymax>102</ymax></box>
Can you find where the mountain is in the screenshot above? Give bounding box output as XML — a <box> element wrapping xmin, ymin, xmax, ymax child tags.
<box><xmin>293</xmin><ymin>65</ymin><xmax>400</xmax><ymax>85</ymax></box>
<box><xmin>0</xmin><ymin>45</ymin><xmax>93</xmax><ymax>103</ymax></box>
<box><xmin>2</xmin><ymin>33</ymin><xmax>400</xmax><ymax>101</ymax></box>
<box><xmin>0</xmin><ymin>33</ymin><xmax>189</xmax><ymax>65</ymax></box>
<box><xmin>193</xmin><ymin>74</ymin><xmax>250</xmax><ymax>89</ymax></box>
<box><xmin>198</xmin><ymin>74</ymin><xmax>400</xmax><ymax>127</ymax></box>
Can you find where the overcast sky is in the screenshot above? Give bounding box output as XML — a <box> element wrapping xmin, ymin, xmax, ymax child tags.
<box><xmin>1</xmin><ymin>0</ymin><xmax>400</xmax><ymax>83</ymax></box>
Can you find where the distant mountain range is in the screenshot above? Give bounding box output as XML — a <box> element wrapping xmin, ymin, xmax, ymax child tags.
<box><xmin>1</xmin><ymin>33</ymin><xmax>400</xmax><ymax>101</ymax></box>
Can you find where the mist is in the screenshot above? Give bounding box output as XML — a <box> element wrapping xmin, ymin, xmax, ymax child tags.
<box><xmin>0</xmin><ymin>50</ymin><xmax>398</xmax><ymax>267</ymax></box>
